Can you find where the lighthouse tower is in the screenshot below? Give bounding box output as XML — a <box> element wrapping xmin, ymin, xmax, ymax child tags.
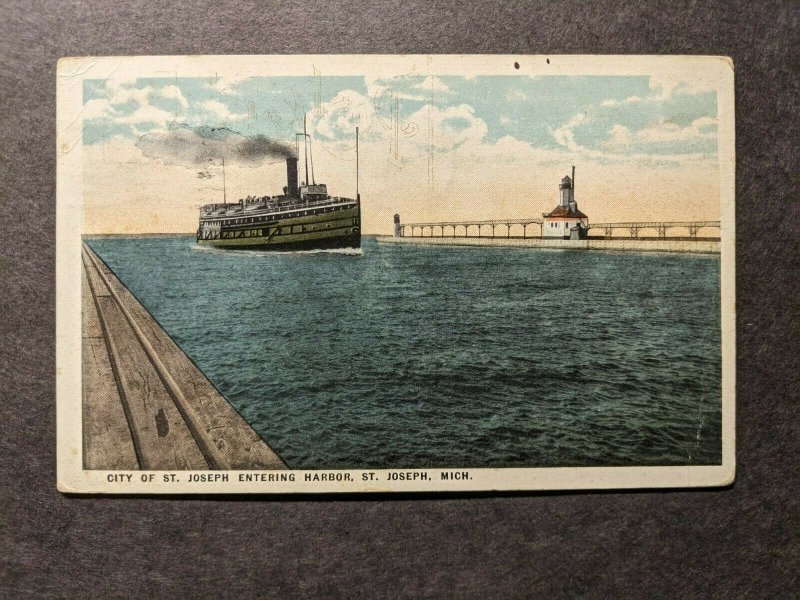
<box><xmin>560</xmin><ymin>175</ymin><xmax>574</xmax><ymax>207</ymax></box>
<box><xmin>542</xmin><ymin>166</ymin><xmax>589</xmax><ymax>239</ymax></box>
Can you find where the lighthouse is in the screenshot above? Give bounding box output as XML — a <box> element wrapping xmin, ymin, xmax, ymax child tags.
<box><xmin>542</xmin><ymin>166</ymin><xmax>588</xmax><ymax>239</ymax></box>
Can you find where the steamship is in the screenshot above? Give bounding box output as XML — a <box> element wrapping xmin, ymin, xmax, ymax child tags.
<box><xmin>197</xmin><ymin>125</ymin><xmax>361</xmax><ymax>252</ymax></box>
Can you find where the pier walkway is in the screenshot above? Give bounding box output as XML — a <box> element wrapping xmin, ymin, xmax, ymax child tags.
<box><xmin>398</xmin><ymin>219</ymin><xmax>721</xmax><ymax>240</ymax></box>
<box><xmin>586</xmin><ymin>221</ymin><xmax>721</xmax><ymax>239</ymax></box>
<box><xmin>401</xmin><ymin>218</ymin><xmax>544</xmax><ymax>238</ymax></box>
<box><xmin>82</xmin><ymin>242</ymin><xmax>286</xmax><ymax>470</ymax></box>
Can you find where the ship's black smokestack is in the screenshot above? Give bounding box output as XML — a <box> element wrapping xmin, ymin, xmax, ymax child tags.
<box><xmin>286</xmin><ymin>157</ymin><xmax>299</xmax><ymax>196</ymax></box>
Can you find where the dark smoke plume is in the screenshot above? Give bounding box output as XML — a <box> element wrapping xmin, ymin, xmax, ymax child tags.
<box><xmin>136</xmin><ymin>123</ymin><xmax>296</xmax><ymax>168</ymax></box>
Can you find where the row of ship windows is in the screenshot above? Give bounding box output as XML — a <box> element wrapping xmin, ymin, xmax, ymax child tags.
<box><xmin>210</xmin><ymin>206</ymin><xmax>346</xmax><ymax>227</ymax></box>
<box><xmin>209</xmin><ymin>220</ymin><xmax>356</xmax><ymax>239</ymax></box>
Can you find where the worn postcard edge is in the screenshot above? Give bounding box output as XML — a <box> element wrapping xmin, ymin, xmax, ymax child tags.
<box><xmin>56</xmin><ymin>55</ymin><xmax>735</xmax><ymax>494</ymax></box>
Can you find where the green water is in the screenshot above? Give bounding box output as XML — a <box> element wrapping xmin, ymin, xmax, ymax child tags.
<box><xmin>88</xmin><ymin>236</ymin><xmax>722</xmax><ymax>469</ymax></box>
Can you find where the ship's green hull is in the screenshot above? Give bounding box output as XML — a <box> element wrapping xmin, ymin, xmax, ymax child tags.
<box><xmin>204</xmin><ymin>232</ymin><xmax>360</xmax><ymax>252</ymax></box>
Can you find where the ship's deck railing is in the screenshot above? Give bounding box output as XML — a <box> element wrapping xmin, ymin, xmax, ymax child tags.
<box><xmin>200</xmin><ymin>195</ymin><xmax>356</xmax><ymax>216</ymax></box>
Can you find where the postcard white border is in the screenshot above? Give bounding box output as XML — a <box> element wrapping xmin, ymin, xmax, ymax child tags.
<box><xmin>57</xmin><ymin>54</ymin><xmax>735</xmax><ymax>494</ymax></box>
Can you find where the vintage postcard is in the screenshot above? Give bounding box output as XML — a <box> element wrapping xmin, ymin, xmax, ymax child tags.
<box><xmin>56</xmin><ymin>55</ymin><xmax>735</xmax><ymax>494</ymax></box>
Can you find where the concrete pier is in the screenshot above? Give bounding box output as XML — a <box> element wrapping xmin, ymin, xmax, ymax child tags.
<box><xmin>375</xmin><ymin>235</ymin><xmax>720</xmax><ymax>254</ymax></box>
<box><xmin>82</xmin><ymin>242</ymin><xmax>287</xmax><ymax>470</ymax></box>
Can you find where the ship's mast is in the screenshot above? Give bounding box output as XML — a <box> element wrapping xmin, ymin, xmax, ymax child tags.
<box><xmin>309</xmin><ymin>132</ymin><xmax>316</xmax><ymax>185</ymax></box>
<box><xmin>222</xmin><ymin>156</ymin><xmax>227</xmax><ymax>205</ymax></box>
<box><xmin>307</xmin><ymin>114</ymin><xmax>316</xmax><ymax>185</ymax></box>
<box><xmin>356</xmin><ymin>126</ymin><xmax>360</xmax><ymax>201</ymax></box>
<box><xmin>303</xmin><ymin>114</ymin><xmax>310</xmax><ymax>186</ymax></box>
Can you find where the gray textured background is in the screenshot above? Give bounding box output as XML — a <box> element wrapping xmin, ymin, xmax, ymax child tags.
<box><xmin>1</xmin><ymin>1</ymin><xmax>798</xmax><ymax>597</ymax></box>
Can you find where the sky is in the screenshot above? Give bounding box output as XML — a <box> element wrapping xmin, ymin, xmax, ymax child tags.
<box><xmin>81</xmin><ymin>71</ymin><xmax>720</xmax><ymax>234</ymax></box>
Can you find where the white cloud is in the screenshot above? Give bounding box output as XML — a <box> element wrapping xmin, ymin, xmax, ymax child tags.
<box><xmin>199</xmin><ymin>99</ymin><xmax>249</xmax><ymax>122</ymax></box>
<box><xmin>406</xmin><ymin>103</ymin><xmax>488</xmax><ymax>151</ymax></box>
<box><xmin>599</xmin><ymin>76</ymin><xmax>716</xmax><ymax>110</ymax></box>
<box><xmin>313</xmin><ymin>90</ymin><xmax>376</xmax><ymax>140</ymax></box>
<box><xmin>636</xmin><ymin>116</ymin><xmax>717</xmax><ymax>143</ymax></box>
<box><xmin>601</xmin><ymin>95</ymin><xmax>643</xmax><ymax>108</ymax></box>
<box><xmin>574</xmin><ymin>75</ymin><xmax>719</xmax><ymax>164</ymax></box>
<box><xmin>554</xmin><ymin>110</ymin><xmax>716</xmax><ymax>164</ymax></box>
<box><xmin>553</xmin><ymin>113</ymin><xmax>589</xmax><ymax>152</ymax></box>
<box><xmin>82</xmin><ymin>98</ymin><xmax>117</xmax><ymax>121</ymax></box>
<box><xmin>600</xmin><ymin>75</ymin><xmax>715</xmax><ymax>109</ymax></box>
<box><xmin>412</xmin><ymin>76</ymin><xmax>450</xmax><ymax>93</ymax></box>
<box><xmin>506</xmin><ymin>89</ymin><xmax>527</xmax><ymax>101</ymax></box>
<box><xmin>313</xmin><ymin>90</ymin><xmax>489</xmax><ymax>167</ymax></box>
<box><xmin>204</xmin><ymin>73</ymin><xmax>250</xmax><ymax>95</ymax></box>
<box><xmin>364</xmin><ymin>74</ymin><xmax>428</xmax><ymax>102</ymax></box>
<box><xmin>604</xmin><ymin>117</ymin><xmax>718</xmax><ymax>148</ymax></box>
<box><xmin>107</xmin><ymin>83</ymin><xmax>151</xmax><ymax>106</ymax></box>
<box><xmin>363</xmin><ymin>74</ymin><xmax>385</xmax><ymax>98</ymax></box>
<box><xmin>83</xmin><ymin>79</ymin><xmax>189</xmax><ymax>133</ymax></box>
<box><xmin>160</xmin><ymin>85</ymin><xmax>189</xmax><ymax>110</ymax></box>
<box><xmin>648</xmin><ymin>75</ymin><xmax>717</xmax><ymax>100</ymax></box>
<box><xmin>605</xmin><ymin>124</ymin><xmax>633</xmax><ymax>147</ymax></box>
<box><xmin>115</xmin><ymin>105</ymin><xmax>175</xmax><ymax>127</ymax></box>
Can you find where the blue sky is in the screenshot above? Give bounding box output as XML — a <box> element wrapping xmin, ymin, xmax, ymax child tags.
<box><xmin>83</xmin><ymin>74</ymin><xmax>718</xmax><ymax>163</ymax></box>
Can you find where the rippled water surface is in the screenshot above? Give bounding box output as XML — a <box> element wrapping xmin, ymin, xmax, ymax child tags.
<box><xmin>88</xmin><ymin>236</ymin><xmax>722</xmax><ymax>469</ymax></box>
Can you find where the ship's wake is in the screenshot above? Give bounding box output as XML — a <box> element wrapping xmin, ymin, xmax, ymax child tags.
<box><xmin>192</xmin><ymin>245</ymin><xmax>363</xmax><ymax>257</ymax></box>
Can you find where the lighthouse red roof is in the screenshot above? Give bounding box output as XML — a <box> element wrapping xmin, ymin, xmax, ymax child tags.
<box><xmin>543</xmin><ymin>205</ymin><xmax>588</xmax><ymax>219</ymax></box>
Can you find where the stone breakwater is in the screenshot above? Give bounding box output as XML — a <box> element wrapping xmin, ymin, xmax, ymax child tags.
<box><xmin>375</xmin><ymin>236</ymin><xmax>720</xmax><ymax>254</ymax></box>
